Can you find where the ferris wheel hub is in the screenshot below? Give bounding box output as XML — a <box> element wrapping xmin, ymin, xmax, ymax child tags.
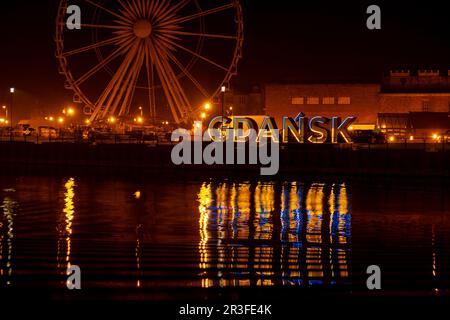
<box><xmin>133</xmin><ymin>19</ymin><xmax>152</xmax><ymax>38</ymax></box>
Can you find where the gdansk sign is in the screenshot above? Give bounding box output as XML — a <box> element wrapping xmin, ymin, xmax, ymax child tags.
<box><xmin>207</xmin><ymin>113</ymin><xmax>356</xmax><ymax>144</ymax></box>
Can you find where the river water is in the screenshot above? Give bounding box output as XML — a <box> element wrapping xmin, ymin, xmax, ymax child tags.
<box><xmin>0</xmin><ymin>175</ymin><xmax>449</xmax><ymax>300</ymax></box>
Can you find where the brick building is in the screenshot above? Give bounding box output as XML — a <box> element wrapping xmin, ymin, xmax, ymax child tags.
<box><xmin>264</xmin><ymin>70</ymin><xmax>450</xmax><ymax>127</ymax></box>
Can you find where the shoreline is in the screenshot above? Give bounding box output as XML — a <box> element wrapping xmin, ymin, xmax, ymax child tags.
<box><xmin>0</xmin><ymin>141</ymin><xmax>448</xmax><ymax>179</ymax></box>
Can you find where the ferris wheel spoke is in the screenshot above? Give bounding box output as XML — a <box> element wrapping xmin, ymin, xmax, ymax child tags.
<box><xmin>104</xmin><ymin>41</ymin><xmax>142</xmax><ymax>116</ymax></box>
<box><xmin>90</xmin><ymin>41</ymin><xmax>139</xmax><ymax>120</ymax></box>
<box><xmin>153</xmin><ymin>0</ymin><xmax>171</xmax><ymax>21</ymax></box>
<box><xmin>166</xmin><ymin>30</ymin><xmax>238</xmax><ymax>40</ymax></box>
<box><xmin>156</xmin><ymin>0</ymin><xmax>190</xmax><ymax>24</ymax></box>
<box><xmin>75</xmin><ymin>38</ymin><xmax>134</xmax><ymax>86</ymax></box>
<box><xmin>136</xmin><ymin>0</ymin><xmax>146</xmax><ymax>17</ymax></box>
<box><xmin>159</xmin><ymin>53</ymin><xmax>191</xmax><ymax>118</ymax></box>
<box><xmin>165</xmin><ymin>3</ymin><xmax>235</xmax><ymax>26</ymax></box>
<box><xmin>168</xmin><ymin>41</ymin><xmax>229</xmax><ymax>72</ymax></box>
<box><xmin>62</xmin><ymin>35</ymin><xmax>126</xmax><ymax>57</ymax></box>
<box><xmin>118</xmin><ymin>0</ymin><xmax>140</xmax><ymax>20</ymax></box>
<box><xmin>118</xmin><ymin>48</ymin><xmax>145</xmax><ymax>116</ymax></box>
<box><xmin>118</xmin><ymin>0</ymin><xmax>137</xmax><ymax>21</ymax></box>
<box><xmin>153</xmin><ymin>43</ymin><xmax>190</xmax><ymax>120</ymax></box>
<box><xmin>151</xmin><ymin>49</ymin><xmax>180</xmax><ymax>123</ymax></box>
<box><xmin>144</xmin><ymin>39</ymin><xmax>156</xmax><ymax>119</ymax></box>
<box><xmin>83</xmin><ymin>0</ymin><xmax>133</xmax><ymax>24</ymax></box>
<box><xmin>166</xmin><ymin>51</ymin><xmax>209</xmax><ymax>98</ymax></box>
<box><xmin>119</xmin><ymin>43</ymin><xmax>146</xmax><ymax>115</ymax></box>
<box><xmin>129</xmin><ymin>0</ymin><xmax>143</xmax><ymax>17</ymax></box>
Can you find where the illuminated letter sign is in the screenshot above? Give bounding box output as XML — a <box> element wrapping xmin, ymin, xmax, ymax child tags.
<box><xmin>208</xmin><ymin>113</ymin><xmax>356</xmax><ymax>144</ymax></box>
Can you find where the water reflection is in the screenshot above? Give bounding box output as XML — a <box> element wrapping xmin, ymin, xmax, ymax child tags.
<box><xmin>198</xmin><ymin>182</ymin><xmax>351</xmax><ymax>288</ymax></box>
<box><xmin>57</xmin><ymin>178</ymin><xmax>76</xmax><ymax>272</ymax></box>
<box><xmin>1</xmin><ymin>189</ymin><xmax>17</xmax><ymax>286</ymax></box>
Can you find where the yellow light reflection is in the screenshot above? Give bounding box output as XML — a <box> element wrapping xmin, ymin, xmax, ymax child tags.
<box><xmin>306</xmin><ymin>184</ymin><xmax>324</xmax><ymax>244</ymax></box>
<box><xmin>198</xmin><ymin>183</ymin><xmax>212</xmax><ymax>282</ymax></box>
<box><xmin>58</xmin><ymin>178</ymin><xmax>76</xmax><ymax>272</ymax></box>
<box><xmin>196</xmin><ymin>181</ymin><xmax>352</xmax><ymax>288</ymax></box>
<box><xmin>1</xmin><ymin>193</ymin><xmax>16</xmax><ymax>286</ymax></box>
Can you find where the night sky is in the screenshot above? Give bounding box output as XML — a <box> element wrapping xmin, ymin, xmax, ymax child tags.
<box><xmin>1</xmin><ymin>0</ymin><xmax>450</xmax><ymax>118</ymax></box>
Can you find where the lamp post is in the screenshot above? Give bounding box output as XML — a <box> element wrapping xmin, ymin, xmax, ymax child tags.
<box><xmin>9</xmin><ymin>88</ymin><xmax>15</xmax><ymax>141</ymax></box>
<box><xmin>221</xmin><ymin>86</ymin><xmax>226</xmax><ymax>132</ymax></box>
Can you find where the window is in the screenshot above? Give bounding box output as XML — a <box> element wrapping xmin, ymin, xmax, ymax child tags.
<box><xmin>291</xmin><ymin>97</ymin><xmax>304</xmax><ymax>105</ymax></box>
<box><xmin>307</xmin><ymin>97</ymin><xmax>320</xmax><ymax>105</ymax></box>
<box><xmin>322</xmin><ymin>97</ymin><xmax>335</xmax><ymax>105</ymax></box>
<box><xmin>338</xmin><ymin>97</ymin><xmax>351</xmax><ymax>105</ymax></box>
<box><xmin>422</xmin><ymin>100</ymin><xmax>430</xmax><ymax>112</ymax></box>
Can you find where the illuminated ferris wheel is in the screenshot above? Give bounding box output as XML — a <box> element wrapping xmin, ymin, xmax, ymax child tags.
<box><xmin>55</xmin><ymin>0</ymin><xmax>244</xmax><ymax>124</ymax></box>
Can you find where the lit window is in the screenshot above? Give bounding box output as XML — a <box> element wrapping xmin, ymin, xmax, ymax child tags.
<box><xmin>307</xmin><ymin>97</ymin><xmax>319</xmax><ymax>105</ymax></box>
<box><xmin>291</xmin><ymin>97</ymin><xmax>304</xmax><ymax>105</ymax></box>
<box><xmin>338</xmin><ymin>97</ymin><xmax>351</xmax><ymax>105</ymax></box>
<box><xmin>323</xmin><ymin>97</ymin><xmax>335</xmax><ymax>105</ymax></box>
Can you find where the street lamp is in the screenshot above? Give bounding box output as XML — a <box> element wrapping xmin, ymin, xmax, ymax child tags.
<box><xmin>9</xmin><ymin>88</ymin><xmax>15</xmax><ymax>140</ymax></box>
<box><xmin>135</xmin><ymin>117</ymin><xmax>143</xmax><ymax>124</ymax></box>
<box><xmin>139</xmin><ymin>106</ymin><xmax>143</xmax><ymax>117</ymax></box>
<box><xmin>221</xmin><ymin>86</ymin><xmax>226</xmax><ymax>131</ymax></box>
<box><xmin>2</xmin><ymin>105</ymin><xmax>7</xmax><ymax>119</ymax></box>
<box><xmin>204</xmin><ymin>103</ymin><xmax>211</xmax><ymax>111</ymax></box>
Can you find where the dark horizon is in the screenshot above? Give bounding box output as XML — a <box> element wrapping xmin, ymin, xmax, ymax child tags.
<box><xmin>1</xmin><ymin>1</ymin><xmax>450</xmax><ymax>117</ymax></box>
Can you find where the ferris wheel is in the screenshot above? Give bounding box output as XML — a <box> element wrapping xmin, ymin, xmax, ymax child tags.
<box><xmin>55</xmin><ymin>0</ymin><xmax>244</xmax><ymax>124</ymax></box>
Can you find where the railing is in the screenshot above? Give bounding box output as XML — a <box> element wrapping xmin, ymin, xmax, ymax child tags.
<box><xmin>0</xmin><ymin>133</ymin><xmax>173</xmax><ymax>145</ymax></box>
<box><xmin>0</xmin><ymin>133</ymin><xmax>449</xmax><ymax>151</ymax></box>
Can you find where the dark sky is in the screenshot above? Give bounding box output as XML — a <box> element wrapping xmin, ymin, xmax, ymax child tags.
<box><xmin>1</xmin><ymin>0</ymin><xmax>450</xmax><ymax>117</ymax></box>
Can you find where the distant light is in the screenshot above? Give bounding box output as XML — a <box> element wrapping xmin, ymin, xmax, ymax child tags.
<box><xmin>0</xmin><ymin>118</ymin><xmax>5</xmax><ymax>123</ymax></box>
<box><xmin>229</xmin><ymin>106</ymin><xmax>233</xmax><ymax>111</ymax></box>
<box><xmin>349</xmin><ymin>126</ymin><xmax>354</xmax><ymax>131</ymax></box>
<box><xmin>49</xmin><ymin>116</ymin><xmax>54</xmax><ymax>122</ymax></box>
<box><xmin>433</xmin><ymin>133</ymin><xmax>438</xmax><ymax>140</ymax></box>
<box><xmin>58</xmin><ymin>117</ymin><xmax>64</xmax><ymax>124</ymax></box>
<box><xmin>2</xmin><ymin>106</ymin><xmax>6</xmax><ymax>110</ymax></box>
<box><xmin>165</xmin><ymin>121</ymin><xmax>169</xmax><ymax>125</ymax></box>
<box><xmin>201</xmin><ymin>112</ymin><xmax>207</xmax><ymax>119</ymax></box>
<box><xmin>136</xmin><ymin>117</ymin><xmax>143</xmax><ymax>123</ymax></box>
<box><xmin>134</xmin><ymin>191</ymin><xmax>141</xmax><ymax>200</ymax></box>
<box><xmin>108</xmin><ymin>116</ymin><xmax>116</xmax><ymax>124</ymax></box>
<box><xmin>67</xmin><ymin>108</ymin><xmax>75</xmax><ymax>116</ymax></box>
<box><xmin>221</xmin><ymin>86</ymin><xmax>226</xmax><ymax>93</ymax></box>
<box><xmin>409</xmin><ymin>135</ymin><xmax>414</xmax><ymax>141</ymax></box>
<box><xmin>389</xmin><ymin>136</ymin><xmax>395</xmax><ymax>142</ymax></box>
<box><xmin>10</xmin><ymin>88</ymin><xmax>15</xmax><ymax>94</ymax></box>
<box><xmin>204</xmin><ymin>103</ymin><xmax>211</xmax><ymax>111</ymax></box>
<box><xmin>85</xmin><ymin>119</ymin><xmax>90</xmax><ymax>125</ymax></box>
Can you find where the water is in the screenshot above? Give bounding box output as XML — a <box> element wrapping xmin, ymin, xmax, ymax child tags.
<box><xmin>0</xmin><ymin>175</ymin><xmax>449</xmax><ymax>300</ymax></box>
